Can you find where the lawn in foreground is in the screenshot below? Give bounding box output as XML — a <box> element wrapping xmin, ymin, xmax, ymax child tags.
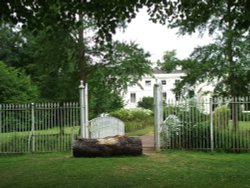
<box><xmin>0</xmin><ymin>151</ymin><xmax>250</xmax><ymax>188</ymax></box>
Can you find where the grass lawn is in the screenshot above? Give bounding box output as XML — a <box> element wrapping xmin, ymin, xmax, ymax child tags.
<box><xmin>0</xmin><ymin>151</ymin><xmax>250</xmax><ymax>188</ymax></box>
<box><xmin>126</xmin><ymin>126</ymin><xmax>154</xmax><ymax>136</ymax></box>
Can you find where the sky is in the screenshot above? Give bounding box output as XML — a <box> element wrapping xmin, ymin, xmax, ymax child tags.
<box><xmin>113</xmin><ymin>8</ymin><xmax>213</xmax><ymax>62</ymax></box>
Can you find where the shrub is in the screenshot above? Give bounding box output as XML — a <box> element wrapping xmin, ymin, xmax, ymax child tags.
<box><xmin>213</xmin><ymin>105</ymin><xmax>230</xmax><ymax>128</ymax></box>
<box><xmin>162</xmin><ymin>103</ymin><xmax>210</xmax><ymax>149</ymax></box>
<box><xmin>110</xmin><ymin>108</ymin><xmax>153</xmax><ymax>132</ymax></box>
<box><xmin>164</xmin><ymin>105</ymin><xmax>209</xmax><ymax>126</ymax></box>
<box><xmin>137</xmin><ymin>97</ymin><xmax>154</xmax><ymax>110</ymax></box>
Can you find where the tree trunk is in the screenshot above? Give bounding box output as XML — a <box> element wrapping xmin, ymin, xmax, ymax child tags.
<box><xmin>78</xmin><ymin>13</ymin><xmax>86</xmax><ymax>82</ymax></box>
<box><xmin>73</xmin><ymin>135</ymin><xmax>143</xmax><ymax>157</ymax></box>
<box><xmin>226</xmin><ymin>1</ymin><xmax>239</xmax><ymax>130</ymax></box>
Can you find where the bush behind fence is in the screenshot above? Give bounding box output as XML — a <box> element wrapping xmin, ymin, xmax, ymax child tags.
<box><xmin>161</xmin><ymin>97</ymin><xmax>250</xmax><ymax>152</ymax></box>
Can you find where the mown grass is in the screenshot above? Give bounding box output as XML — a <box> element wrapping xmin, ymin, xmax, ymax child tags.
<box><xmin>0</xmin><ymin>151</ymin><xmax>250</xmax><ymax>188</ymax></box>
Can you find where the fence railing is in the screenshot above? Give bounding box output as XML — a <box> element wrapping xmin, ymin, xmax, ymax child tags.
<box><xmin>0</xmin><ymin>102</ymin><xmax>80</xmax><ymax>153</ymax></box>
<box><xmin>160</xmin><ymin>97</ymin><xmax>250</xmax><ymax>152</ymax></box>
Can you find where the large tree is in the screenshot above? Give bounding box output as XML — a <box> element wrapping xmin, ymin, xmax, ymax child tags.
<box><xmin>0</xmin><ymin>22</ymin><xmax>152</xmax><ymax>117</ymax></box>
<box><xmin>0</xmin><ymin>1</ymin><xmax>166</xmax><ymax>82</ymax></box>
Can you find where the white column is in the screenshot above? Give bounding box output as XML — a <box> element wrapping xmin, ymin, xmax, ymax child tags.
<box><xmin>79</xmin><ymin>80</ymin><xmax>86</xmax><ymax>138</ymax></box>
<box><xmin>84</xmin><ymin>83</ymin><xmax>89</xmax><ymax>138</ymax></box>
<box><xmin>154</xmin><ymin>83</ymin><xmax>163</xmax><ymax>152</ymax></box>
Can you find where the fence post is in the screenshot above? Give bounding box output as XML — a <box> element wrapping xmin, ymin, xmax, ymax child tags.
<box><xmin>85</xmin><ymin>83</ymin><xmax>89</xmax><ymax>138</ymax></box>
<box><xmin>71</xmin><ymin>127</ymin><xmax>75</xmax><ymax>155</ymax></box>
<box><xmin>31</xmin><ymin>103</ymin><xmax>35</xmax><ymax>152</ymax></box>
<box><xmin>209</xmin><ymin>98</ymin><xmax>214</xmax><ymax>152</ymax></box>
<box><xmin>154</xmin><ymin>83</ymin><xmax>163</xmax><ymax>152</ymax></box>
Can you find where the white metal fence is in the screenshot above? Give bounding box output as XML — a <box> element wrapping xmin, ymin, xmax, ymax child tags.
<box><xmin>0</xmin><ymin>102</ymin><xmax>80</xmax><ymax>153</ymax></box>
<box><xmin>159</xmin><ymin>97</ymin><xmax>250</xmax><ymax>152</ymax></box>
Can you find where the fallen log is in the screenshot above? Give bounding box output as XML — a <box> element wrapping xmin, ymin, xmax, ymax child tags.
<box><xmin>73</xmin><ymin>135</ymin><xmax>142</xmax><ymax>157</ymax></box>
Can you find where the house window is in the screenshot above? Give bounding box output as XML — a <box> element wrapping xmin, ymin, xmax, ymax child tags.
<box><xmin>175</xmin><ymin>93</ymin><xmax>180</xmax><ymax>101</ymax></box>
<box><xmin>161</xmin><ymin>80</ymin><xmax>166</xmax><ymax>85</ymax></box>
<box><xmin>175</xmin><ymin>80</ymin><xmax>180</xmax><ymax>85</ymax></box>
<box><xmin>162</xmin><ymin>92</ymin><xmax>167</xmax><ymax>101</ymax></box>
<box><xmin>145</xmin><ymin>80</ymin><xmax>151</xmax><ymax>86</ymax></box>
<box><xmin>129</xmin><ymin>81</ymin><xmax>136</xmax><ymax>87</ymax></box>
<box><xmin>130</xmin><ymin>93</ymin><xmax>136</xmax><ymax>103</ymax></box>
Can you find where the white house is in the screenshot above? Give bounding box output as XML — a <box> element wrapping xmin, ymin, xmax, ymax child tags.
<box><xmin>122</xmin><ymin>66</ymin><xmax>216</xmax><ymax>110</ymax></box>
<box><xmin>122</xmin><ymin>67</ymin><xmax>185</xmax><ymax>109</ymax></box>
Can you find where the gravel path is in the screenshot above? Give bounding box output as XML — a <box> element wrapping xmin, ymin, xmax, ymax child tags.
<box><xmin>138</xmin><ymin>135</ymin><xmax>154</xmax><ymax>148</ymax></box>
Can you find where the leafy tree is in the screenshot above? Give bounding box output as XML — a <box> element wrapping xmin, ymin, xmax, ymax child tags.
<box><xmin>0</xmin><ymin>61</ymin><xmax>39</xmax><ymax>103</ymax></box>
<box><xmin>0</xmin><ymin>1</ymin><xmax>171</xmax><ymax>41</ymax></box>
<box><xmin>0</xmin><ymin>1</ymin><xmax>157</xmax><ymax>118</ymax></box>
<box><xmin>87</xmin><ymin>41</ymin><xmax>152</xmax><ymax>117</ymax></box>
<box><xmin>0</xmin><ymin>1</ymin><xmax>177</xmax><ymax>83</ymax></box>
<box><xmin>149</xmin><ymin>0</ymin><xmax>250</xmax><ymax>33</ymax></box>
<box><xmin>0</xmin><ymin>22</ymin><xmax>152</xmax><ymax>117</ymax></box>
<box><xmin>0</xmin><ymin>23</ymin><xmax>34</xmax><ymax>69</ymax></box>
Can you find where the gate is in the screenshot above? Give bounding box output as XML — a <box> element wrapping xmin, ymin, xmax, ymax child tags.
<box><xmin>89</xmin><ymin>116</ymin><xmax>124</xmax><ymax>138</ymax></box>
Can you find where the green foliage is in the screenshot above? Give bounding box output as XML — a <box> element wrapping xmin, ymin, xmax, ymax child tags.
<box><xmin>89</xmin><ymin>88</ymin><xmax>123</xmax><ymax>119</ymax></box>
<box><xmin>157</xmin><ymin>1</ymin><xmax>250</xmax><ymax>98</ymax></box>
<box><xmin>0</xmin><ymin>61</ymin><xmax>38</xmax><ymax>103</ymax></box>
<box><xmin>29</xmin><ymin>29</ymin><xmax>79</xmax><ymax>102</ymax></box>
<box><xmin>164</xmin><ymin>103</ymin><xmax>209</xmax><ymax>126</ymax></box>
<box><xmin>161</xmin><ymin>122</ymin><xmax>211</xmax><ymax>149</ymax></box>
<box><xmin>213</xmin><ymin>105</ymin><xmax>230</xmax><ymax>128</ymax></box>
<box><xmin>0</xmin><ymin>1</ymin><xmax>170</xmax><ymax>43</ymax></box>
<box><xmin>110</xmin><ymin>108</ymin><xmax>153</xmax><ymax>132</ymax></box>
<box><xmin>0</xmin><ymin>23</ymin><xmax>33</xmax><ymax>69</ymax></box>
<box><xmin>0</xmin><ymin>23</ymin><xmax>152</xmax><ymax>118</ymax></box>
<box><xmin>159</xmin><ymin>50</ymin><xmax>181</xmax><ymax>73</ymax></box>
<box><xmin>162</xmin><ymin>101</ymin><xmax>210</xmax><ymax>149</ymax></box>
<box><xmin>212</xmin><ymin>127</ymin><xmax>250</xmax><ymax>152</ymax></box>
<box><xmin>242</xmin><ymin>112</ymin><xmax>250</xmax><ymax>121</ymax></box>
<box><xmin>137</xmin><ymin>96</ymin><xmax>154</xmax><ymax>110</ymax></box>
<box><xmin>100</xmin><ymin>41</ymin><xmax>152</xmax><ymax>91</ymax></box>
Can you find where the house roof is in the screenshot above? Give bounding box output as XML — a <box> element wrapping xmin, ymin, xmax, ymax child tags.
<box><xmin>152</xmin><ymin>67</ymin><xmax>184</xmax><ymax>74</ymax></box>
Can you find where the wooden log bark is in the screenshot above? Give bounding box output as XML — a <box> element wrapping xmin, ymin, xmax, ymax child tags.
<box><xmin>73</xmin><ymin>135</ymin><xmax>142</xmax><ymax>157</ymax></box>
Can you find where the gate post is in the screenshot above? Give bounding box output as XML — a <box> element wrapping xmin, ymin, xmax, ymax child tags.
<box><xmin>154</xmin><ymin>83</ymin><xmax>163</xmax><ymax>152</ymax></box>
<box><xmin>209</xmin><ymin>98</ymin><xmax>214</xmax><ymax>152</ymax></box>
<box><xmin>85</xmin><ymin>83</ymin><xmax>89</xmax><ymax>138</ymax></box>
<box><xmin>79</xmin><ymin>80</ymin><xmax>89</xmax><ymax>138</ymax></box>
